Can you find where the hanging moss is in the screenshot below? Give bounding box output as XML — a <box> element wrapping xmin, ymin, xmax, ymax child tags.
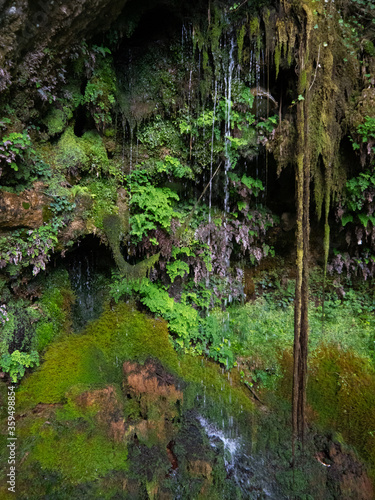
<box><xmin>274</xmin><ymin>45</ymin><xmax>281</xmax><ymax>78</ymax></box>
<box><xmin>102</xmin><ymin>213</ymin><xmax>159</xmax><ymax>280</ymax></box>
<box><xmin>237</xmin><ymin>24</ymin><xmax>247</xmax><ymax>66</ymax></box>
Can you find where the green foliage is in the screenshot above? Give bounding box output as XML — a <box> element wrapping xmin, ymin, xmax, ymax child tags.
<box><xmin>0</xmin><ymin>219</ymin><xmax>63</xmax><ymax>275</ymax></box>
<box><xmin>346</xmin><ymin>173</ymin><xmax>368</xmax><ymax>211</ymax></box>
<box><xmin>131</xmin><ymin>278</ymin><xmax>200</xmax><ymax>350</ymax></box>
<box><xmin>0</xmin><ymin>132</ymin><xmax>34</xmax><ymax>173</ymax></box>
<box><xmin>83</xmin><ymin>56</ymin><xmax>116</xmax><ymax>129</ymax></box>
<box><xmin>203</xmin><ymin>312</ymin><xmax>235</xmax><ymax>367</ymax></box>
<box><xmin>109</xmin><ymin>276</ymin><xmax>235</xmax><ymax>366</ymax></box>
<box><xmin>0</xmin><ymin>304</ymin><xmax>15</xmax><ymax>356</ymax></box>
<box><xmin>357</xmin><ymin>116</ymin><xmax>375</xmax><ymax>143</ymax></box>
<box><xmin>256</xmin><ymin>115</ymin><xmax>279</xmax><ymax>133</ymax></box>
<box><xmin>240</xmin><ymin>174</ymin><xmax>264</xmax><ymax>197</ymax></box>
<box><xmin>129</xmin><ymin>184</ymin><xmax>181</xmax><ymax>242</ymax></box>
<box><xmin>342</xmin><ymin>171</ymin><xmax>375</xmax><ymax>231</ymax></box>
<box><xmin>0</xmin><ymin>132</ymin><xmax>37</xmax><ymax>185</ymax></box>
<box><xmin>155</xmin><ymin>155</ymin><xmax>193</xmax><ymax>179</ymax></box>
<box><xmin>137</xmin><ymin>116</ymin><xmax>183</xmax><ymax>153</ymax></box>
<box><xmin>50</xmin><ymin>195</ymin><xmax>75</xmax><ymax>215</ymax></box>
<box><xmin>166</xmin><ymin>259</ymin><xmax>190</xmax><ymax>283</ymax></box>
<box><xmin>0</xmin><ymin>350</ymin><xmax>39</xmax><ymax>383</ymax></box>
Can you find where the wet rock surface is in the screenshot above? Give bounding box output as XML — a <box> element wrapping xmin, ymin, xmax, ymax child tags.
<box><xmin>0</xmin><ymin>182</ymin><xmax>49</xmax><ymax>228</ymax></box>
<box><xmin>0</xmin><ymin>0</ymin><xmax>128</xmax><ymax>93</ymax></box>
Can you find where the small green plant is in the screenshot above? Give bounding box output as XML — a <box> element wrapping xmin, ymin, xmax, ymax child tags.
<box><xmin>50</xmin><ymin>196</ymin><xmax>76</xmax><ymax>214</ymax></box>
<box><xmin>0</xmin><ymin>219</ymin><xmax>62</xmax><ymax>275</ymax></box>
<box><xmin>129</xmin><ymin>184</ymin><xmax>181</xmax><ymax>242</ymax></box>
<box><xmin>166</xmin><ymin>259</ymin><xmax>190</xmax><ymax>283</ymax></box>
<box><xmin>0</xmin><ymin>132</ymin><xmax>35</xmax><ymax>179</ymax></box>
<box><xmin>256</xmin><ymin>115</ymin><xmax>279</xmax><ymax>133</ymax></box>
<box><xmin>155</xmin><ymin>155</ymin><xmax>193</xmax><ymax>179</ymax></box>
<box><xmin>0</xmin><ymin>350</ymin><xmax>39</xmax><ymax>382</ymax></box>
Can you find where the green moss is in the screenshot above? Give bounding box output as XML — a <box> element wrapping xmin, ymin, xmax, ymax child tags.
<box><xmin>33</xmin><ymin>427</ymin><xmax>127</xmax><ymax>484</ymax></box>
<box><xmin>34</xmin><ymin>291</ymin><xmax>74</xmax><ymax>352</ymax></box>
<box><xmin>299</xmin><ymin>69</ymin><xmax>307</xmax><ymax>94</ymax></box>
<box><xmin>274</xmin><ymin>45</ymin><xmax>281</xmax><ymax>79</ymax></box>
<box><xmin>84</xmin><ymin>57</ymin><xmax>117</xmax><ymax>130</ymax></box>
<box><xmin>237</xmin><ymin>24</ymin><xmax>246</xmax><ymax>66</ymax></box>
<box><xmin>103</xmin><ymin>214</ymin><xmax>159</xmax><ymax>279</ymax></box>
<box><xmin>33</xmin><ymin>270</ymin><xmax>74</xmax><ymax>352</ymax></box>
<box><xmin>308</xmin><ymin>345</ymin><xmax>375</xmax><ymax>471</ymax></box>
<box><xmin>54</xmin><ymin>127</ymin><xmax>109</xmax><ymax>175</ymax></box>
<box><xmin>363</xmin><ymin>39</ymin><xmax>375</xmax><ymax>57</ymax></box>
<box><xmin>18</xmin><ymin>303</ymin><xmax>179</xmax><ymax>407</ymax></box>
<box><xmin>181</xmin><ymin>356</ymin><xmax>254</xmax><ymax>426</ymax></box>
<box><xmin>86</xmin><ymin>179</ymin><xmax>118</xmax><ymax>231</ymax></box>
<box><xmin>43</xmin><ymin>108</ymin><xmax>71</xmax><ymax>136</ymax></box>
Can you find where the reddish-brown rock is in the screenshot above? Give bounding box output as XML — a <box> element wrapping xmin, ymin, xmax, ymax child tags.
<box><xmin>0</xmin><ymin>182</ymin><xmax>50</xmax><ymax>228</ymax></box>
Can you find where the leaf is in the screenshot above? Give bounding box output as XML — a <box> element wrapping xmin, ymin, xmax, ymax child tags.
<box><xmin>237</xmin><ymin>201</ymin><xmax>247</xmax><ymax>211</ymax></box>
<box><xmin>358</xmin><ymin>213</ymin><xmax>370</xmax><ymax>227</ymax></box>
<box><xmin>341</xmin><ymin>214</ymin><xmax>353</xmax><ymax>226</ymax></box>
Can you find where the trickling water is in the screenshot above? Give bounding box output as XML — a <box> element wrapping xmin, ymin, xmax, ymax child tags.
<box><xmin>198</xmin><ymin>415</ymin><xmax>240</xmax><ymax>471</ymax></box>
<box><xmin>197</xmin><ymin>415</ymin><xmax>282</xmax><ymax>499</ymax></box>
<box><xmin>223</xmin><ymin>37</ymin><xmax>235</xmax><ymax>217</ymax></box>
<box><xmin>209</xmin><ymin>79</ymin><xmax>218</xmax><ymax>230</ymax></box>
<box><xmin>221</xmin><ymin>37</ymin><xmax>236</xmax><ymax>275</ymax></box>
<box><xmin>69</xmin><ymin>252</ymin><xmax>96</xmax><ymax>331</ymax></box>
<box><xmin>67</xmin><ymin>242</ymin><xmax>112</xmax><ymax>332</ymax></box>
<box><xmin>129</xmin><ymin>127</ymin><xmax>133</xmax><ymax>171</ymax></box>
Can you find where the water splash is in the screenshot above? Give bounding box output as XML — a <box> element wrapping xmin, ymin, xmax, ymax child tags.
<box><xmin>197</xmin><ymin>415</ymin><xmax>240</xmax><ymax>472</ymax></box>
<box><xmin>197</xmin><ymin>415</ymin><xmax>281</xmax><ymax>498</ymax></box>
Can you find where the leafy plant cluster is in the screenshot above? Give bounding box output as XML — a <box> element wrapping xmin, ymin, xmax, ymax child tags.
<box><xmin>126</xmin><ymin>156</ymin><xmax>192</xmax><ymax>243</ymax></box>
<box><xmin>109</xmin><ymin>275</ymin><xmax>235</xmax><ymax>366</ymax></box>
<box><xmin>0</xmin><ymin>350</ymin><xmax>39</xmax><ymax>383</ymax></box>
<box><xmin>83</xmin><ymin>53</ymin><xmax>116</xmax><ymax>131</ymax></box>
<box><xmin>0</xmin><ymin>132</ymin><xmax>35</xmax><ymax>180</ymax></box>
<box><xmin>350</xmin><ymin>116</ymin><xmax>375</xmax><ymax>154</ymax></box>
<box><xmin>334</xmin><ymin>169</ymin><xmax>375</xmax><ymax>279</ymax></box>
<box><xmin>0</xmin><ymin>218</ymin><xmax>63</xmax><ymax>276</ymax></box>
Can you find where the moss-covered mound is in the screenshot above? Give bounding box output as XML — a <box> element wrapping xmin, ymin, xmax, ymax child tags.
<box><xmin>0</xmin><ymin>303</ymin><xmax>255</xmax><ymax>499</ymax></box>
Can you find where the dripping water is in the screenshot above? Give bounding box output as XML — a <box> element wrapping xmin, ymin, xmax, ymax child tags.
<box><xmin>197</xmin><ymin>414</ymin><xmax>279</xmax><ymax>498</ymax></box>
<box><xmin>223</xmin><ymin>37</ymin><xmax>235</xmax><ymax>273</ymax></box>
<box><xmin>208</xmin><ymin>79</ymin><xmax>218</xmax><ymax>237</ymax></box>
